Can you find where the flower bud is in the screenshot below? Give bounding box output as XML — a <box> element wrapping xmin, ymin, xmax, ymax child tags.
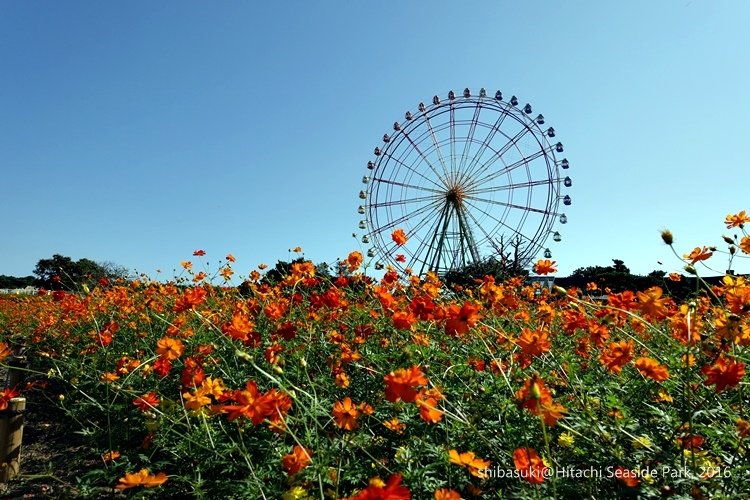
<box><xmin>234</xmin><ymin>349</ymin><xmax>253</xmax><ymax>363</ymax></box>
<box><xmin>723</xmin><ymin>235</ymin><xmax>735</xmax><ymax>245</ymax></box>
<box><xmin>530</xmin><ymin>381</ymin><xmax>542</xmax><ymax>400</ymax></box>
<box><xmin>684</xmin><ymin>264</ymin><xmax>697</xmax><ymax>275</ymax></box>
<box><xmin>660</xmin><ymin>229</ymin><xmax>674</xmax><ymax>245</ymax></box>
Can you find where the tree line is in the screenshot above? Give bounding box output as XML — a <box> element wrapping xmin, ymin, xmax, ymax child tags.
<box><xmin>0</xmin><ymin>254</ymin><xmax>130</xmax><ymax>291</ymax></box>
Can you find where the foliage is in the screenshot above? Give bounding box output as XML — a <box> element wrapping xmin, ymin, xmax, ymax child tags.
<box><xmin>0</xmin><ymin>275</ymin><xmax>36</xmax><ymax>289</ymax></box>
<box><xmin>1</xmin><ymin>213</ymin><xmax>750</xmax><ymax>498</ymax></box>
<box><xmin>32</xmin><ymin>254</ymin><xmax>130</xmax><ymax>290</ymax></box>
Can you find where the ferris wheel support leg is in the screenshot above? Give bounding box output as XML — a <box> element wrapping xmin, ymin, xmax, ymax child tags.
<box><xmin>456</xmin><ymin>204</ymin><xmax>481</xmax><ymax>266</ymax></box>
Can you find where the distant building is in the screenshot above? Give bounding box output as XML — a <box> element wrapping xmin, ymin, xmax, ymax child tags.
<box><xmin>0</xmin><ymin>286</ymin><xmax>38</xmax><ymax>295</ymax></box>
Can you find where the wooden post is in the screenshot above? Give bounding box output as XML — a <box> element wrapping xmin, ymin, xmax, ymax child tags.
<box><xmin>0</xmin><ymin>397</ymin><xmax>26</xmax><ymax>482</ymax></box>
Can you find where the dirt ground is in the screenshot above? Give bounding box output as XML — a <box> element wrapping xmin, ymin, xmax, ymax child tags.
<box><xmin>0</xmin><ymin>373</ymin><xmax>104</xmax><ymax>499</ymax></box>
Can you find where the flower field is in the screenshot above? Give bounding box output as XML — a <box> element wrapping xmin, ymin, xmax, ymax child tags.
<box><xmin>2</xmin><ymin>213</ymin><xmax>750</xmax><ymax>499</ymax></box>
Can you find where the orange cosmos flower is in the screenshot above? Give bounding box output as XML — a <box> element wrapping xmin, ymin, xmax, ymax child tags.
<box><xmin>384</xmin><ymin>365</ymin><xmax>429</xmax><ymax>403</ymax></box>
<box><xmin>740</xmin><ymin>236</ymin><xmax>750</xmax><ymax>254</ymax></box>
<box><xmin>683</xmin><ymin>246</ymin><xmax>713</xmax><ymax>264</ymax></box>
<box><xmin>133</xmin><ymin>392</ymin><xmax>160</xmax><ymax>412</ymax></box>
<box><xmin>332</xmin><ymin>397</ymin><xmax>361</xmax><ymax>430</ymax></box>
<box><xmin>636</xmin><ymin>286</ymin><xmax>670</xmax><ymax>320</ymax></box>
<box><xmin>222</xmin><ymin>311</ymin><xmax>256</xmax><ymax>344</ymax></box>
<box><xmin>599</xmin><ymin>339</ymin><xmax>634</xmax><ymax>374</ymax></box>
<box><xmin>383</xmin><ymin>418</ymin><xmax>406</xmax><ymax>434</ymax></box>
<box><xmin>391</xmin><ymin>310</ymin><xmax>417</xmax><ymax>330</ymax></box>
<box><xmin>449</xmin><ymin>449</ymin><xmax>491</xmax><ymax>478</ymax></box>
<box><xmin>736</xmin><ymin>419</ymin><xmax>750</xmax><ymax>438</ymax></box>
<box><xmin>391</xmin><ymin>228</ymin><xmax>408</xmax><ymax>246</ymax></box>
<box><xmin>395</xmin><ymin>253</ymin><xmax>406</xmax><ymax>263</ymax></box>
<box><xmin>0</xmin><ymin>342</ymin><xmax>12</xmax><ymax>362</ymax></box>
<box><xmin>444</xmin><ymin>301</ymin><xmax>481</xmax><ymax>336</ymax></box>
<box><xmin>282</xmin><ymin>445</ymin><xmax>312</xmax><ymax>475</ymax></box>
<box><xmin>183</xmin><ymin>388</ymin><xmax>212</xmax><ymax>412</ymax></box>
<box><xmin>343</xmin><ymin>251</ymin><xmax>364</xmax><ymax>272</ymax></box>
<box><xmin>156</xmin><ymin>337</ymin><xmax>184</xmax><ymax>361</ymax></box>
<box><xmin>193</xmin><ymin>249</ymin><xmax>206</xmax><ymax>256</ymax></box>
<box><xmin>668</xmin><ymin>272</ymin><xmax>682</xmax><ymax>282</ymax></box>
<box><xmin>174</xmin><ymin>287</ymin><xmax>207</xmax><ymax>312</ymax></box>
<box><xmin>351</xmin><ymin>474</ymin><xmax>411</xmax><ymax>500</ymax></box>
<box><xmin>434</xmin><ymin>489</ymin><xmax>461</xmax><ymax>500</ymax></box>
<box><xmin>115</xmin><ymin>468</ymin><xmax>168</xmax><ymax>489</ymax></box>
<box><xmin>517</xmin><ymin>328</ymin><xmax>551</xmax><ymax>357</ymax></box>
<box><xmin>220</xmin><ymin>381</ymin><xmax>274</xmax><ymax>424</ymax></box>
<box><xmin>513</xmin><ymin>447</ymin><xmax>548</xmax><ymax>485</ymax></box>
<box><xmin>725</xmin><ymin>210</ymin><xmax>750</xmax><ymax>228</ymax></box>
<box><xmin>101</xmin><ymin>450</ymin><xmax>121</xmax><ymax>463</ymax></box>
<box><xmin>226</xmin><ymin>253</ymin><xmax>235</xmax><ymax>262</ymax></box>
<box><xmin>702</xmin><ymin>357</ymin><xmax>745</xmax><ymax>392</ymax></box>
<box><xmin>220</xmin><ymin>266</ymin><xmax>234</xmax><ymax>280</ymax></box>
<box><xmin>533</xmin><ymin>259</ymin><xmax>557</xmax><ymax>275</ymax></box>
<box><xmin>416</xmin><ymin>395</ymin><xmax>443</xmax><ymax>424</ymax></box>
<box><xmin>634</xmin><ymin>357</ymin><xmax>670</xmax><ymax>382</ymax></box>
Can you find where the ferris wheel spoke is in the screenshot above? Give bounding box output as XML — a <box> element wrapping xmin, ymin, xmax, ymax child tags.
<box><xmin>465</xmin><ymin>147</ymin><xmax>551</xmax><ymax>191</ymax></box>
<box><xmin>459</xmin><ymin>107</ymin><xmax>509</xmax><ymax>184</ymax></box>
<box><xmin>469</xmin><ymin>178</ymin><xmax>555</xmax><ymax>196</ymax></box>
<box><xmin>398</xmin><ymin>127</ymin><xmax>451</xmax><ymax>187</ymax></box>
<box><xmin>369</xmin><ymin>193</ymin><xmax>443</xmax><ymax>209</ymax></box>
<box><xmin>379</xmin><ymin>154</ymin><xmax>448</xmax><ymax>191</ymax></box>
<box><xmin>369</xmin><ymin>198</ymin><xmax>444</xmax><ymax>237</ymax></box>
<box><xmin>463</xmin><ymin>194</ymin><xmax>553</xmax><ymax>216</ymax></box>
<box><xmin>462</xmin><ymin>204</ymin><xmax>505</xmax><ymax>251</ymax></box>
<box><xmin>378</xmin><ymin>198</ymin><xmax>451</xmax><ymax>272</ymax></box>
<box><xmin>418</xmin><ymin>110</ymin><xmax>453</xmax><ymax>184</ymax></box>
<box><xmin>371</xmin><ymin>176</ymin><xmax>446</xmax><ymax>195</ymax></box>
<box><xmin>455</xmin><ymin>101</ymin><xmax>483</xmax><ymax>185</ymax></box>
<box><xmin>462</xmin><ymin>124</ymin><xmax>535</xmax><ymax>189</ymax></box>
<box><xmin>462</xmin><ymin>198</ymin><xmax>538</xmax><ymax>246</ymax></box>
<box><xmin>449</xmin><ymin>102</ymin><xmax>457</xmax><ymax>186</ymax></box>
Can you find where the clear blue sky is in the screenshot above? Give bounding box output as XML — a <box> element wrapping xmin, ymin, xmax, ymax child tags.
<box><xmin>2</xmin><ymin>1</ymin><xmax>749</xmax><ymax>280</ymax></box>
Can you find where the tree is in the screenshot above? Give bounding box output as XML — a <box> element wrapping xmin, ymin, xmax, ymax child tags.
<box><xmin>33</xmin><ymin>254</ymin><xmax>129</xmax><ymax>290</ymax></box>
<box><xmin>0</xmin><ymin>275</ymin><xmax>36</xmax><ymax>289</ymax></box>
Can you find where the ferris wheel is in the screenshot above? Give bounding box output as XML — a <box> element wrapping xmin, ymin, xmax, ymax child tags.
<box><xmin>357</xmin><ymin>88</ymin><xmax>571</xmax><ymax>276</ymax></box>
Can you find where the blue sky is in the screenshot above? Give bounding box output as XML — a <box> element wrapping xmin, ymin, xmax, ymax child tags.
<box><xmin>2</xmin><ymin>1</ymin><xmax>749</xmax><ymax>281</ymax></box>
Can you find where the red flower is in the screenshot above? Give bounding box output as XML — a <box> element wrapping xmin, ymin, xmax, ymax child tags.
<box><xmin>0</xmin><ymin>387</ymin><xmax>21</xmax><ymax>411</ymax></box>
<box><xmin>193</xmin><ymin>249</ymin><xmax>206</xmax><ymax>256</ymax></box>
<box><xmin>513</xmin><ymin>447</ymin><xmax>548</xmax><ymax>484</ymax></box>
<box><xmin>702</xmin><ymin>357</ymin><xmax>745</xmax><ymax>392</ymax></box>
<box><xmin>613</xmin><ymin>466</ymin><xmax>640</xmax><ymax>487</ymax></box>
<box><xmin>133</xmin><ymin>392</ymin><xmax>160</xmax><ymax>412</ymax></box>
<box><xmin>219</xmin><ymin>381</ymin><xmax>273</xmax><ymax>424</ymax></box>
<box><xmin>153</xmin><ymin>358</ymin><xmax>172</xmax><ymax>378</ymax></box>
<box><xmin>351</xmin><ymin>474</ymin><xmax>411</xmax><ymax>500</ymax></box>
